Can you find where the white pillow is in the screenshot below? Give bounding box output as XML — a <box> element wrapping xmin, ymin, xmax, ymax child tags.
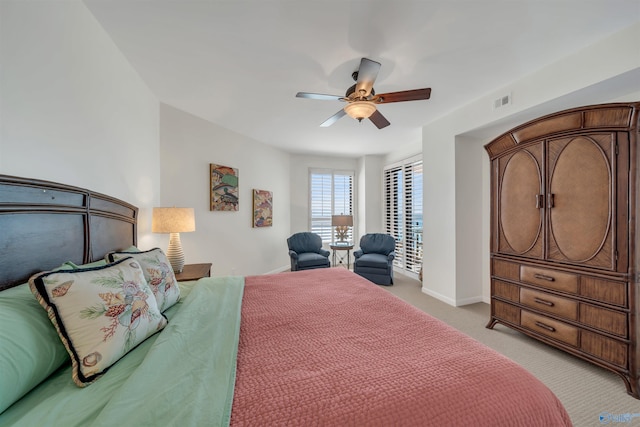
<box><xmin>29</xmin><ymin>258</ymin><xmax>167</xmax><ymax>387</ymax></box>
<box><xmin>107</xmin><ymin>248</ymin><xmax>180</xmax><ymax>312</ymax></box>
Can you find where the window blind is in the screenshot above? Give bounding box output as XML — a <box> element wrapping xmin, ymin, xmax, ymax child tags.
<box><xmin>404</xmin><ymin>160</ymin><xmax>423</xmax><ymax>274</ymax></box>
<box><xmin>384</xmin><ymin>157</ymin><xmax>422</xmax><ymax>273</ymax></box>
<box><xmin>310</xmin><ymin>170</ymin><xmax>354</xmax><ymax>243</ymax></box>
<box><xmin>384</xmin><ymin>165</ymin><xmax>403</xmax><ymax>268</ymax></box>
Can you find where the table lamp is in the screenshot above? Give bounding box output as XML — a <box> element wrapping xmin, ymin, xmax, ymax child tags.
<box><xmin>152</xmin><ymin>207</ymin><xmax>195</xmax><ymax>273</ymax></box>
<box><xmin>332</xmin><ymin>214</ymin><xmax>353</xmax><ymax>243</ymax></box>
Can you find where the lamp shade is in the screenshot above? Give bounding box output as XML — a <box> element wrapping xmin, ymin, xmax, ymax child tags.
<box><xmin>332</xmin><ymin>215</ymin><xmax>353</xmax><ymax>227</ymax></box>
<box><xmin>152</xmin><ymin>207</ymin><xmax>196</xmax><ymax>233</ymax></box>
<box><xmin>344</xmin><ymin>101</ymin><xmax>376</xmax><ymax>121</ymax></box>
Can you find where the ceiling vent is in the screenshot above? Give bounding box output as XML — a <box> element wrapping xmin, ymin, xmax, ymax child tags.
<box><xmin>493</xmin><ymin>93</ymin><xmax>512</xmax><ymax>110</ymax></box>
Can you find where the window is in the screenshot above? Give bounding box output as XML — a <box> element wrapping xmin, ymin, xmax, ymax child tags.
<box><xmin>384</xmin><ymin>156</ymin><xmax>422</xmax><ymax>275</ymax></box>
<box><xmin>310</xmin><ymin>169</ymin><xmax>354</xmax><ymax>243</ymax></box>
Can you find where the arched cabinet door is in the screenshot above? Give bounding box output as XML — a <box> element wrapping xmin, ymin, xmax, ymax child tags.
<box><xmin>546</xmin><ymin>134</ymin><xmax>617</xmax><ymax>269</ymax></box>
<box><xmin>495</xmin><ymin>142</ymin><xmax>544</xmax><ymax>259</ymax></box>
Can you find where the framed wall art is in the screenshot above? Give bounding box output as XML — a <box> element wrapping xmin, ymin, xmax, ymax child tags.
<box><xmin>210</xmin><ymin>163</ymin><xmax>239</xmax><ymax>211</ymax></box>
<box><xmin>252</xmin><ymin>189</ymin><xmax>272</xmax><ymax>227</ymax></box>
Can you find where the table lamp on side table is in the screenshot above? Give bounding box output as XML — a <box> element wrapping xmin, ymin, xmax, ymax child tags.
<box><xmin>332</xmin><ymin>214</ymin><xmax>353</xmax><ymax>243</ymax></box>
<box><xmin>152</xmin><ymin>207</ymin><xmax>195</xmax><ymax>273</ymax></box>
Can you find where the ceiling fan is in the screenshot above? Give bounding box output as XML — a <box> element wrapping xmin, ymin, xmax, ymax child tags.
<box><xmin>296</xmin><ymin>58</ymin><xmax>431</xmax><ymax>129</ymax></box>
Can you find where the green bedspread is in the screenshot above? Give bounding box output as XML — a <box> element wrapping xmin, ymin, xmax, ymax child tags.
<box><xmin>0</xmin><ymin>277</ymin><xmax>244</xmax><ymax>427</ymax></box>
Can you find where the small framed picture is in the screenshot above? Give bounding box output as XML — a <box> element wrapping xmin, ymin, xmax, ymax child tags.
<box><xmin>252</xmin><ymin>189</ymin><xmax>272</xmax><ymax>227</ymax></box>
<box><xmin>210</xmin><ymin>163</ymin><xmax>239</xmax><ymax>211</ymax></box>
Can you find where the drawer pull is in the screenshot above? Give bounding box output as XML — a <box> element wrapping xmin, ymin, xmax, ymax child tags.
<box><xmin>534</xmin><ymin>297</ymin><xmax>554</xmax><ymax>307</ymax></box>
<box><xmin>533</xmin><ymin>273</ymin><xmax>555</xmax><ymax>282</ymax></box>
<box><xmin>535</xmin><ymin>321</ymin><xmax>556</xmax><ymax>332</ymax></box>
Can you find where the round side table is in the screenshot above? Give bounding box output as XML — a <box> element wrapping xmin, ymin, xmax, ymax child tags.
<box><xmin>330</xmin><ymin>242</ymin><xmax>354</xmax><ymax>269</ymax></box>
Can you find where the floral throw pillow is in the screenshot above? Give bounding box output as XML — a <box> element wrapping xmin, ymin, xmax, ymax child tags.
<box><xmin>107</xmin><ymin>248</ymin><xmax>180</xmax><ymax>312</ymax></box>
<box><xmin>29</xmin><ymin>258</ymin><xmax>167</xmax><ymax>387</ymax></box>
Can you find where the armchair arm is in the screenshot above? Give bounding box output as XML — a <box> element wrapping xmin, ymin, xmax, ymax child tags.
<box><xmin>288</xmin><ymin>250</ymin><xmax>299</xmax><ymax>259</ymax></box>
<box><xmin>387</xmin><ymin>251</ymin><xmax>395</xmax><ymax>261</ymax></box>
<box><xmin>319</xmin><ymin>248</ymin><xmax>330</xmax><ymax>257</ymax></box>
<box><xmin>353</xmin><ymin>249</ymin><xmax>363</xmax><ymax>259</ymax></box>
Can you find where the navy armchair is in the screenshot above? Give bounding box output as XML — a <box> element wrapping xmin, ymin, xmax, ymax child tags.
<box><xmin>287</xmin><ymin>232</ymin><xmax>331</xmax><ymax>271</ymax></box>
<box><xmin>353</xmin><ymin>233</ymin><xmax>396</xmax><ymax>285</ymax></box>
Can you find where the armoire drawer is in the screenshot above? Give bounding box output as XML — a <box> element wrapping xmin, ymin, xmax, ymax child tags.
<box><xmin>492</xmin><ymin>259</ymin><xmax>520</xmax><ymax>281</ymax></box>
<box><xmin>521</xmin><ymin>310</ymin><xmax>579</xmax><ymax>347</ymax></box>
<box><xmin>520</xmin><ymin>266</ymin><xmax>578</xmax><ymax>294</ymax></box>
<box><xmin>520</xmin><ymin>288</ymin><xmax>578</xmax><ymax>321</ymax></box>
<box><xmin>493</xmin><ymin>279</ymin><xmax>519</xmax><ymax>302</ymax></box>
<box><xmin>493</xmin><ymin>300</ymin><xmax>520</xmax><ymax>325</ymax></box>
<box><xmin>579</xmin><ymin>304</ymin><xmax>628</xmax><ymax>338</ymax></box>
<box><xmin>581</xmin><ymin>330</ymin><xmax>628</xmax><ymax>368</ymax></box>
<box><xmin>580</xmin><ymin>276</ymin><xmax>628</xmax><ymax>308</ymax></box>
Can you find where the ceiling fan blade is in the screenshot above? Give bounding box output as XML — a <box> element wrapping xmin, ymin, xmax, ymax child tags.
<box><xmin>374</xmin><ymin>88</ymin><xmax>431</xmax><ymax>104</ymax></box>
<box><xmin>320</xmin><ymin>109</ymin><xmax>347</xmax><ymax>127</ymax></box>
<box><xmin>296</xmin><ymin>92</ymin><xmax>344</xmax><ymax>101</ymax></box>
<box><xmin>369</xmin><ymin>109</ymin><xmax>390</xmax><ymax>129</ymax></box>
<box><xmin>355</xmin><ymin>58</ymin><xmax>381</xmax><ymax>97</ymax></box>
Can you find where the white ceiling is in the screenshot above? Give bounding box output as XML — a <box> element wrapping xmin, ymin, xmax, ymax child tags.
<box><xmin>84</xmin><ymin>0</ymin><xmax>640</xmax><ymax>157</ymax></box>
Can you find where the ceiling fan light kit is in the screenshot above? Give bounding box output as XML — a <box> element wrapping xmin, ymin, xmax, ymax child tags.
<box><xmin>296</xmin><ymin>57</ymin><xmax>431</xmax><ymax>129</ymax></box>
<box><xmin>344</xmin><ymin>101</ymin><xmax>376</xmax><ymax>121</ymax></box>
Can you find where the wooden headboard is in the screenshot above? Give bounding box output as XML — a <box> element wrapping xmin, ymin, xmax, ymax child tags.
<box><xmin>0</xmin><ymin>175</ymin><xmax>138</xmax><ymax>291</ymax></box>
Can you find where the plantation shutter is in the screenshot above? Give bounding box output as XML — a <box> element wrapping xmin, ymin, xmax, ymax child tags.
<box><xmin>310</xmin><ymin>172</ymin><xmax>333</xmax><ymax>241</ymax></box>
<box><xmin>404</xmin><ymin>160</ymin><xmax>423</xmax><ymax>273</ymax></box>
<box><xmin>310</xmin><ymin>170</ymin><xmax>354</xmax><ymax>243</ymax></box>
<box><xmin>384</xmin><ymin>165</ymin><xmax>403</xmax><ymax>268</ymax></box>
<box><xmin>333</xmin><ymin>173</ymin><xmax>354</xmax><ymax>241</ymax></box>
<box><xmin>384</xmin><ymin>156</ymin><xmax>422</xmax><ymax>273</ymax></box>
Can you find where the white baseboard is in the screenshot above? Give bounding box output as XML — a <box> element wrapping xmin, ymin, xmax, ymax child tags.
<box><xmin>265</xmin><ymin>265</ymin><xmax>290</xmax><ymax>275</ymax></box>
<box><xmin>456</xmin><ymin>295</ymin><xmax>485</xmax><ymax>306</ymax></box>
<box><xmin>421</xmin><ymin>287</ymin><xmax>457</xmax><ymax>306</ymax></box>
<box><xmin>421</xmin><ymin>287</ymin><xmax>485</xmax><ymax>307</ymax></box>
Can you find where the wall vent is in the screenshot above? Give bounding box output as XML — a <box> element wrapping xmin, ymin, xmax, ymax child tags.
<box><xmin>493</xmin><ymin>93</ymin><xmax>512</xmax><ymax>110</ymax></box>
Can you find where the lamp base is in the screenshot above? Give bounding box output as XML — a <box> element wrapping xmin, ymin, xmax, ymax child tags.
<box><xmin>335</xmin><ymin>226</ymin><xmax>349</xmax><ymax>242</ymax></box>
<box><xmin>166</xmin><ymin>232</ymin><xmax>185</xmax><ymax>273</ymax></box>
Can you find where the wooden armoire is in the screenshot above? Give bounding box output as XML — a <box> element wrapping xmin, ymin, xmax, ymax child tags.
<box><xmin>485</xmin><ymin>102</ymin><xmax>640</xmax><ymax>399</ymax></box>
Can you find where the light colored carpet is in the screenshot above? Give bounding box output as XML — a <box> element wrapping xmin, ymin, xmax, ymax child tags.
<box><xmin>383</xmin><ymin>272</ymin><xmax>639</xmax><ymax>427</ymax></box>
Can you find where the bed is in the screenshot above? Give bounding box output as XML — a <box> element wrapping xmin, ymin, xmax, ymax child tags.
<box><xmin>0</xmin><ymin>174</ymin><xmax>572</xmax><ymax>426</ymax></box>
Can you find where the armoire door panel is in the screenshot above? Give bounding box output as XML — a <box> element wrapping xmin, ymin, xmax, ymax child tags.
<box><xmin>547</xmin><ymin>134</ymin><xmax>615</xmax><ymax>269</ymax></box>
<box><xmin>497</xmin><ymin>144</ymin><xmax>544</xmax><ymax>258</ymax></box>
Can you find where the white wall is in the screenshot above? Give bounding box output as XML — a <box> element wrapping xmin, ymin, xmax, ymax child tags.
<box><xmin>421</xmin><ymin>22</ymin><xmax>640</xmax><ymax>306</ymax></box>
<box><xmin>159</xmin><ymin>104</ymin><xmax>291</xmax><ymax>276</ymax></box>
<box><xmin>384</xmin><ymin>140</ymin><xmax>422</xmax><ymax>165</ymax></box>
<box><xmin>0</xmin><ymin>0</ymin><xmax>380</xmax><ymax>275</ymax></box>
<box><xmin>454</xmin><ymin>136</ymin><xmax>486</xmax><ymax>305</ymax></box>
<box><xmin>421</xmin><ymin>120</ymin><xmax>458</xmax><ymax>304</ymax></box>
<box><xmin>0</xmin><ymin>0</ymin><xmax>161</xmax><ymax>249</ymax></box>
<box><xmin>357</xmin><ymin>155</ymin><xmax>384</xmax><ymax>238</ymax></box>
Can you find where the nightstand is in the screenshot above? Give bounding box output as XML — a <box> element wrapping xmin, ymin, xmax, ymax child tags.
<box><xmin>174</xmin><ymin>263</ymin><xmax>212</xmax><ymax>282</ymax></box>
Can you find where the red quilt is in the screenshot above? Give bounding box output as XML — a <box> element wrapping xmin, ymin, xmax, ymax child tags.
<box><xmin>231</xmin><ymin>268</ymin><xmax>572</xmax><ymax>426</ymax></box>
